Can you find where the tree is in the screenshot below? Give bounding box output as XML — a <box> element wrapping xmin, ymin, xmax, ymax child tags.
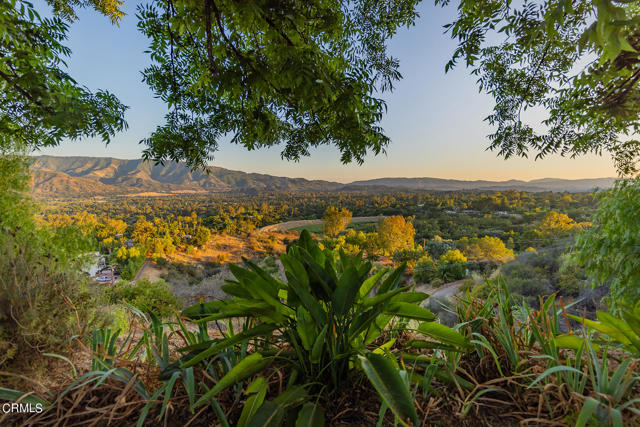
<box><xmin>438</xmin><ymin>249</ymin><xmax>467</xmax><ymax>282</ymax></box>
<box><xmin>378</xmin><ymin>215</ymin><xmax>415</xmax><ymax>254</ymax></box>
<box><xmin>574</xmin><ymin>178</ymin><xmax>640</xmax><ymax>308</ymax></box>
<box><xmin>0</xmin><ymin>0</ymin><xmax>127</xmax><ymax>153</ymax></box>
<box><xmin>323</xmin><ymin>206</ymin><xmax>352</xmax><ymax>237</ymax></box>
<box><xmin>457</xmin><ymin>236</ymin><xmax>514</xmax><ymax>263</ymax></box>
<box><xmin>539</xmin><ymin>211</ymin><xmax>588</xmax><ymax>237</ymax></box>
<box><xmin>439</xmin><ymin>249</ymin><xmax>467</xmax><ymax>265</ymax></box>
<box><xmin>191</xmin><ymin>225</ymin><xmax>211</xmax><ymax>247</ymax></box>
<box><xmin>137</xmin><ymin>0</ymin><xmax>421</xmax><ymax>168</ymax></box>
<box><xmin>439</xmin><ymin>0</ymin><xmax>640</xmax><ymax>173</ymax></box>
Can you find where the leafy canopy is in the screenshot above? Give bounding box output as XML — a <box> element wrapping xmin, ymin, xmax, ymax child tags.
<box><xmin>439</xmin><ymin>0</ymin><xmax>640</xmax><ymax>174</ymax></box>
<box><xmin>322</xmin><ymin>206</ymin><xmax>352</xmax><ymax>237</ymax></box>
<box><xmin>137</xmin><ymin>0</ymin><xmax>421</xmax><ymax>168</ymax></box>
<box><xmin>0</xmin><ymin>0</ymin><xmax>128</xmax><ymax>153</ymax></box>
<box><xmin>574</xmin><ymin>178</ymin><xmax>640</xmax><ymax>308</ymax></box>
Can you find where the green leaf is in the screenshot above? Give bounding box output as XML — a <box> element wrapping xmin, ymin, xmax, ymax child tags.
<box><xmin>311</xmin><ymin>324</ymin><xmax>328</xmax><ymax>364</ymax></box>
<box><xmin>295</xmin><ymin>402</ymin><xmax>325</xmax><ymax>427</ymax></box>
<box><xmin>417</xmin><ymin>322</ymin><xmax>470</xmax><ymax>349</ymax></box>
<box><xmin>181</xmin><ymin>324</ymin><xmax>276</xmax><ymax>368</ymax></box>
<box><xmin>248</xmin><ymin>385</ymin><xmax>308</xmax><ymax>427</ymax></box>
<box><xmin>247</xmin><ymin>401</ymin><xmax>284</xmax><ymax>427</ymax></box>
<box><xmin>385</xmin><ymin>302</ymin><xmax>435</xmax><ymax>321</ymax></box>
<box><xmin>378</xmin><ymin>263</ymin><xmax>406</xmax><ymax>294</ymax></box>
<box><xmin>333</xmin><ymin>264</ymin><xmax>362</xmax><ymax>316</ymax></box>
<box><xmin>195</xmin><ymin>353</ymin><xmax>269</xmax><ymax>407</ymax></box>
<box><xmin>553</xmin><ymin>334</ymin><xmax>600</xmax><ymax>352</ymax></box>
<box><xmin>238</xmin><ymin>377</ymin><xmax>268</xmax><ymax>427</ymax></box>
<box><xmin>529</xmin><ymin>365</ymin><xmax>584</xmax><ymax>388</ymax></box>
<box><xmin>358</xmin><ymin>353</ymin><xmax>418</xmax><ymax>426</ymax></box>
<box><xmin>576</xmin><ymin>396</ymin><xmax>600</xmax><ymax>427</ymax></box>
<box><xmin>359</xmin><ymin>269</ymin><xmax>387</xmax><ymax>298</ymax></box>
<box><xmin>0</xmin><ymin>388</ymin><xmax>49</xmax><ymax>406</ymax></box>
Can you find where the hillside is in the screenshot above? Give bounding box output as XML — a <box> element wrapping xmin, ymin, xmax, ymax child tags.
<box><xmin>30</xmin><ymin>156</ymin><xmax>343</xmax><ymax>197</ymax></box>
<box><xmin>30</xmin><ymin>156</ymin><xmax>616</xmax><ymax>197</ymax></box>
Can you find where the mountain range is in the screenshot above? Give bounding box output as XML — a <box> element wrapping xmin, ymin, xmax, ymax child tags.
<box><xmin>30</xmin><ymin>156</ymin><xmax>616</xmax><ymax>197</ymax></box>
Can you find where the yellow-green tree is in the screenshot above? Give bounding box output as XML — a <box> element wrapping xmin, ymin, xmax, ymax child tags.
<box><xmin>539</xmin><ymin>211</ymin><xmax>589</xmax><ymax>237</ymax></box>
<box><xmin>323</xmin><ymin>206</ymin><xmax>352</xmax><ymax>237</ymax></box>
<box><xmin>457</xmin><ymin>236</ymin><xmax>514</xmax><ymax>263</ymax></box>
<box><xmin>378</xmin><ymin>216</ymin><xmax>415</xmax><ymax>254</ymax></box>
<box><xmin>440</xmin><ymin>249</ymin><xmax>467</xmax><ymax>264</ymax></box>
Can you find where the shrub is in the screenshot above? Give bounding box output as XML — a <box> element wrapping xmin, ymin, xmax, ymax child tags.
<box><xmin>413</xmin><ymin>255</ymin><xmax>437</xmax><ymax>283</ymax></box>
<box><xmin>105</xmin><ymin>280</ymin><xmax>180</xmax><ymax>318</ymax></box>
<box><xmin>119</xmin><ymin>256</ymin><xmax>145</xmax><ymax>280</ymax></box>
<box><xmin>0</xmin><ymin>229</ymin><xmax>101</xmax><ymax>367</ymax></box>
<box><xmin>437</xmin><ymin>262</ymin><xmax>467</xmax><ymax>282</ymax></box>
<box><xmin>425</xmin><ymin>238</ymin><xmax>455</xmax><ymax>259</ymax></box>
<box><xmin>392</xmin><ymin>248</ymin><xmax>425</xmax><ymax>269</ymax></box>
<box><xmin>440</xmin><ymin>249</ymin><xmax>467</xmax><ymax>264</ymax></box>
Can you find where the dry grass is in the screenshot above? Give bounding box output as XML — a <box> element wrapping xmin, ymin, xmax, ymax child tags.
<box><xmin>168</xmin><ymin>231</ymin><xmax>296</xmax><ymax>265</ymax></box>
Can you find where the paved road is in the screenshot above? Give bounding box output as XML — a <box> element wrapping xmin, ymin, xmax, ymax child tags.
<box><xmin>415</xmin><ymin>279</ymin><xmax>465</xmax><ymax>302</ymax></box>
<box><xmin>259</xmin><ymin>216</ymin><xmax>384</xmax><ymax>232</ymax></box>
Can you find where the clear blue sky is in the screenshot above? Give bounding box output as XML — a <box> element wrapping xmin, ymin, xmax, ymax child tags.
<box><xmin>37</xmin><ymin>1</ymin><xmax>617</xmax><ymax>183</ymax></box>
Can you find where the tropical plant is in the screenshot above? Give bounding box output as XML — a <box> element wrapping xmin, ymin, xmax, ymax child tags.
<box><xmin>175</xmin><ymin>230</ymin><xmax>471</xmax><ymax>424</ymax></box>
<box><xmin>568</xmin><ymin>300</ymin><xmax>640</xmax><ymax>355</ymax></box>
<box><xmin>180</xmin><ymin>231</ymin><xmax>441</xmax><ymax>388</ymax></box>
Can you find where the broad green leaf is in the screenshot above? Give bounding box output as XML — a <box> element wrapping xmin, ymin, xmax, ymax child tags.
<box><xmin>311</xmin><ymin>325</ymin><xmax>329</xmax><ymax>364</ymax></box>
<box><xmin>181</xmin><ymin>324</ymin><xmax>276</xmax><ymax>368</ymax></box>
<box><xmin>359</xmin><ymin>268</ymin><xmax>387</xmax><ymax>298</ymax></box>
<box><xmin>378</xmin><ymin>263</ymin><xmax>407</xmax><ymax>294</ymax></box>
<box><xmin>295</xmin><ymin>402</ymin><xmax>325</xmax><ymax>427</ymax></box>
<box><xmin>553</xmin><ymin>334</ymin><xmax>600</xmax><ymax>352</ymax></box>
<box><xmin>358</xmin><ymin>353</ymin><xmax>418</xmax><ymax>426</ymax></box>
<box><xmin>385</xmin><ymin>302</ymin><xmax>435</xmax><ymax>321</ymax></box>
<box><xmin>417</xmin><ymin>322</ymin><xmax>470</xmax><ymax>349</ymax></box>
<box><xmin>238</xmin><ymin>377</ymin><xmax>268</xmax><ymax>427</ymax></box>
<box><xmin>195</xmin><ymin>353</ymin><xmax>269</xmax><ymax>407</ymax></box>
<box><xmin>333</xmin><ymin>264</ymin><xmax>362</xmax><ymax>316</ymax></box>
<box><xmin>247</xmin><ymin>401</ymin><xmax>284</xmax><ymax>427</ymax></box>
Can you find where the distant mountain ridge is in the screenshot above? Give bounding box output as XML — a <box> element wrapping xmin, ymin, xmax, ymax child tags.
<box><xmin>30</xmin><ymin>156</ymin><xmax>616</xmax><ymax>197</ymax></box>
<box><xmin>348</xmin><ymin>176</ymin><xmax>616</xmax><ymax>193</ymax></box>
<box><xmin>31</xmin><ymin>156</ymin><xmax>343</xmax><ymax>196</ymax></box>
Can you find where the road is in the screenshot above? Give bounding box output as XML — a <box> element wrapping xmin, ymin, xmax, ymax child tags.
<box><xmin>259</xmin><ymin>216</ymin><xmax>384</xmax><ymax>232</ymax></box>
<box><xmin>415</xmin><ymin>279</ymin><xmax>465</xmax><ymax>302</ymax></box>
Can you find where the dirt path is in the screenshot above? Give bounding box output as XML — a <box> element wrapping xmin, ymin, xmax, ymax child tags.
<box><xmin>134</xmin><ymin>261</ymin><xmax>167</xmax><ymax>282</ymax></box>
<box><xmin>259</xmin><ymin>216</ymin><xmax>384</xmax><ymax>232</ymax></box>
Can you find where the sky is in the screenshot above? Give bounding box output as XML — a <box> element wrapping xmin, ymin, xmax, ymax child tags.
<box><xmin>37</xmin><ymin>1</ymin><xmax>618</xmax><ymax>183</ymax></box>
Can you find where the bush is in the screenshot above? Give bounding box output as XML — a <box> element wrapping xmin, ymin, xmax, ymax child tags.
<box><xmin>105</xmin><ymin>280</ymin><xmax>180</xmax><ymax>318</ymax></box>
<box><xmin>424</xmin><ymin>238</ymin><xmax>455</xmax><ymax>259</ymax></box>
<box><xmin>437</xmin><ymin>262</ymin><xmax>467</xmax><ymax>282</ymax></box>
<box><xmin>0</xmin><ymin>229</ymin><xmax>102</xmax><ymax>367</ymax></box>
<box><xmin>413</xmin><ymin>255</ymin><xmax>437</xmax><ymax>283</ymax></box>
